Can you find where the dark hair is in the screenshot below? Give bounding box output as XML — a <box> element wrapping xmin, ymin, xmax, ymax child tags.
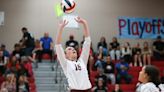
<box><xmin>157</xmin><ymin>36</ymin><xmax>161</xmax><ymax>40</ymax></box>
<box><xmin>14</xmin><ymin>43</ymin><xmax>20</xmax><ymax>48</ymax></box>
<box><xmin>21</xmin><ymin>27</ymin><xmax>27</xmax><ymax>31</ymax></box>
<box><xmin>69</xmin><ymin>35</ymin><xmax>74</xmax><ymax>40</ymax></box>
<box><xmin>100</xmin><ymin>37</ymin><xmax>106</xmax><ymax>43</ymax></box>
<box><xmin>113</xmin><ymin>37</ymin><xmax>118</xmax><ymax>42</ymax></box>
<box><xmin>144</xmin><ymin>65</ymin><xmax>161</xmax><ymax>87</ymax></box>
<box><xmin>1</xmin><ymin>44</ymin><xmax>5</xmax><ymax>48</ymax></box>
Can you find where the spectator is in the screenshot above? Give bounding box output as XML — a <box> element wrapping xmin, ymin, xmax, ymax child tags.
<box><xmin>94</xmin><ymin>47</ymin><xmax>106</xmax><ymax>70</ymax></box>
<box><xmin>18</xmin><ymin>75</ymin><xmax>29</xmax><ymax>92</ymax></box>
<box><xmin>1</xmin><ymin>74</ymin><xmax>16</xmax><ymax>92</ymax></box>
<box><xmin>20</xmin><ymin>27</ymin><xmax>34</xmax><ymax>56</ymax></box>
<box><xmin>0</xmin><ymin>88</ymin><xmax>8</xmax><ymax>92</ymax></box>
<box><xmin>20</xmin><ymin>56</ymin><xmax>33</xmax><ymax>77</ymax></box>
<box><xmin>92</xmin><ymin>78</ymin><xmax>108</xmax><ymax>92</ymax></box>
<box><xmin>32</xmin><ymin>39</ymin><xmax>42</xmax><ymax>68</ymax></box>
<box><xmin>104</xmin><ymin>55</ymin><xmax>116</xmax><ymax>84</ymax></box>
<box><xmin>153</xmin><ymin>36</ymin><xmax>164</xmax><ymax>60</ymax></box>
<box><xmin>87</xmin><ymin>55</ymin><xmax>95</xmax><ymax>75</ymax></box>
<box><xmin>39</xmin><ymin>32</ymin><xmax>53</xmax><ymax>62</ymax></box>
<box><xmin>65</xmin><ymin>34</ymin><xmax>79</xmax><ymax>50</ymax></box>
<box><xmin>115</xmin><ymin>58</ymin><xmax>132</xmax><ymax>84</ymax></box>
<box><xmin>97</xmin><ymin>37</ymin><xmax>107</xmax><ymax>49</ymax></box>
<box><xmin>109</xmin><ymin>37</ymin><xmax>121</xmax><ymax>61</ymax></box>
<box><xmin>95</xmin><ymin>68</ymin><xmax>107</xmax><ymax>86</ymax></box>
<box><xmin>97</xmin><ymin>37</ymin><xmax>108</xmax><ymax>56</ymax></box>
<box><xmin>5</xmin><ymin>56</ymin><xmax>20</xmax><ymax>75</ymax></box>
<box><xmin>17</xmin><ymin>63</ymin><xmax>29</xmax><ymax>78</ymax></box>
<box><xmin>132</xmin><ymin>43</ymin><xmax>142</xmax><ymax>66</ymax></box>
<box><xmin>112</xmin><ymin>84</ymin><xmax>123</xmax><ymax>92</ymax></box>
<box><xmin>65</xmin><ymin>34</ymin><xmax>79</xmax><ymax>58</ymax></box>
<box><xmin>142</xmin><ymin>42</ymin><xmax>151</xmax><ymax>65</ymax></box>
<box><xmin>0</xmin><ymin>44</ymin><xmax>10</xmax><ymax>58</ymax></box>
<box><xmin>12</xmin><ymin>43</ymin><xmax>24</xmax><ymax>61</ymax></box>
<box><xmin>121</xmin><ymin>42</ymin><xmax>132</xmax><ymax>65</ymax></box>
<box><xmin>0</xmin><ymin>50</ymin><xmax>8</xmax><ymax>75</ymax></box>
<box><xmin>138</xmin><ymin>65</ymin><xmax>164</xmax><ymax>92</ymax></box>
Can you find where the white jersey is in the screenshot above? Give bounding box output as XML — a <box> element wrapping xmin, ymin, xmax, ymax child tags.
<box><xmin>140</xmin><ymin>82</ymin><xmax>161</xmax><ymax>92</ymax></box>
<box><xmin>159</xmin><ymin>84</ymin><xmax>164</xmax><ymax>92</ymax></box>
<box><xmin>55</xmin><ymin>37</ymin><xmax>92</xmax><ymax>90</ymax></box>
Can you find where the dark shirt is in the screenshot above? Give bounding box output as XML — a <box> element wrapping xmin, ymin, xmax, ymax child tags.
<box><xmin>153</xmin><ymin>41</ymin><xmax>164</xmax><ymax>51</ymax></box>
<box><xmin>104</xmin><ymin>62</ymin><xmax>115</xmax><ymax>74</ymax></box>
<box><xmin>132</xmin><ymin>48</ymin><xmax>141</xmax><ymax>56</ymax></box>
<box><xmin>97</xmin><ymin>42</ymin><xmax>107</xmax><ymax>49</ymax></box>
<box><xmin>161</xmin><ymin>76</ymin><xmax>164</xmax><ymax>84</ymax></box>
<box><xmin>110</xmin><ymin>42</ymin><xmax>120</xmax><ymax>49</ymax></box>
<box><xmin>12</xmin><ymin>50</ymin><xmax>24</xmax><ymax>58</ymax></box>
<box><xmin>94</xmin><ymin>87</ymin><xmax>108</xmax><ymax>92</ymax></box>
<box><xmin>66</xmin><ymin>40</ymin><xmax>79</xmax><ymax>48</ymax></box>
<box><xmin>18</xmin><ymin>83</ymin><xmax>29</xmax><ymax>92</ymax></box>
<box><xmin>17</xmin><ymin>65</ymin><xmax>29</xmax><ymax>77</ymax></box>
<box><xmin>23</xmin><ymin>32</ymin><xmax>35</xmax><ymax>48</ymax></box>
<box><xmin>96</xmin><ymin>74</ymin><xmax>107</xmax><ymax>86</ymax></box>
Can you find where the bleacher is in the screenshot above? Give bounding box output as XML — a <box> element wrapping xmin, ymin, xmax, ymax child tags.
<box><xmin>90</xmin><ymin>59</ymin><xmax>164</xmax><ymax>92</ymax></box>
<box><xmin>0</xmin><ymin>35</ymin><xmax>163</xmax><ymax>92</ymax></box>
<box><xmin>0</xmin><ymin>61</ymin><xmax>37</xmax><ymax>92</ymax></box>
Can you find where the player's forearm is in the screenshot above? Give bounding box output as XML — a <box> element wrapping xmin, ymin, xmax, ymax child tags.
<box><xmin>56</xmin><ymin>28</ymin><xmax>64</xmax><ymax>44</ymax></box>
<box><xmin>82</xmin><ymin>21</ymin><xmax>90</xmax><ymax>37</ymax></box>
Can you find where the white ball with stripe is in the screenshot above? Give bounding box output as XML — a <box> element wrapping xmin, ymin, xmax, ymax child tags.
<box><xmin>61</xmin><ymin>0</ymin><xmax>76</xmax><ymax>14</ymax></box>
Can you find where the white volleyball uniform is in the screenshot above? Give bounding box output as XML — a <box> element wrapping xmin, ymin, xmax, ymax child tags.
<box><xmin>55</xmin><ymin>37</ymin><xmax>92</xmax><ymax>90</ymax></box>
<box><xmin>140</xmin><ymin>82</ymin><xmax>160</xmax><ymax>92</ymax></box>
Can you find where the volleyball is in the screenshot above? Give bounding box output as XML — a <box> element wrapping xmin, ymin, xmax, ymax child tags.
<box><xmin>61</xmin><ymin>0</ymin><xmax>76</xmax><ymax>14</ymax></box>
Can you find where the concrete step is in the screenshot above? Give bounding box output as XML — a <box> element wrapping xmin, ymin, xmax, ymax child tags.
<box><xmin>38</xmin><ymin>91</ymin><xmax>65</xmax><ymax>92</ymax></box>
<box><xmin>33</xmin><ymin>62</ymin><xmax>62</xmax><ymax>71</ymax></box>
<box><xmin>36</xmin><ymin>83</ymin><xmax>65</xmax><ymax>90</ymax></box>
<box><xmin>33</xmin><ymin>60</ymin><xmax>67</xmax><ymax>92</ymax></box>
<box><xmin>34</xmin><ymin>71</ymin><xmax>65</xmax><ymax>77</ymax></box>
<box><xmin>37</xmin><ymin>63</ymin><xmax>54</xmax><ymax>66</ymax></box>
<box><xmin>35</xmin><ymin>66</ymin><xmax>62</xmax><ymax>71</ymax></box>
<box><xmin>37</xmin><ymin>66</ymin><xmax>54</xmax><ymax>71</ymax></box>
<box><xmin>35</xmin><ymin>77</ymin><xmax>67</xmax><ymax>84</ymax></box>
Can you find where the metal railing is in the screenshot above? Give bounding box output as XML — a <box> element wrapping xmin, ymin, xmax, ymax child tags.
<box><xmin>54</xmin><ymin>61</ymin><xmax>68</xmax><ymax>92</ymax></box>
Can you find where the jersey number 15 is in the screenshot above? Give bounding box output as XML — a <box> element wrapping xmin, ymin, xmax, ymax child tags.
<box><xmin>75</xmin><ymin>64</ymin><xmax>82</xmax><ymax>71</ymax></box>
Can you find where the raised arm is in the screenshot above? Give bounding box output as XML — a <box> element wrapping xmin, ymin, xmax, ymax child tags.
<box><xmin>75</xmin><ymin>17</ymin><xmax>90</xmax><ymax>37</ymax></box>
<box><xmin>55</xmin><ymin>20</ymin><xmax>68</xmax><ymax>70</ymax></box>
<box><xmin>75</xmin><ymin>17</ymin><xmax>91</xmax><ymax>65</ymax></box>
<box><xmin>56</xmin><ymin>20</ymin><xmax>68</xmax><ymax>44</ymax></box>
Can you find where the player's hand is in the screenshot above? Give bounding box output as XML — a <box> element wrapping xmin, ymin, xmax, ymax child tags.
<box><xmin>59</xmin><ymin>20</ymin><xmax>68</xmax><ymax>29</ymax></box>
<box><xmin>75</xmin><ymin>17</ymin><xmax>86</xmax><ymax>24</ymax></box>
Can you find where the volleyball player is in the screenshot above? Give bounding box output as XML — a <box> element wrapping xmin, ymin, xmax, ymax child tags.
<box><xmin>55</xmin><ymin>17</ymin><xmax>91</xmax><ymax>92</ymax></box>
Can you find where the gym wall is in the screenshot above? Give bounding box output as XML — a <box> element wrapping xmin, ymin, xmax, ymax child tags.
<box><xmin>0</xmin><ymin>0</ymin><xmax>163</xmax><ymax>51</ymax></box>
